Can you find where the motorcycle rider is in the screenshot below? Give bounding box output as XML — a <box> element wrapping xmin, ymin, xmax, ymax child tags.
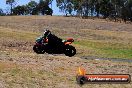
<box><xmin>43</xmin><ymin>29</ymin><xmax>51</xmax><ymax>39</ymax></box>
<box><xmin>42</xmin><ymin>29</ymin><xmax>63</xmax><ymax>48</ymax></box>
<box><xmin>33</xmin><ymin>29</ymin><xmax>76</xmax><ymax>56</ymax></box>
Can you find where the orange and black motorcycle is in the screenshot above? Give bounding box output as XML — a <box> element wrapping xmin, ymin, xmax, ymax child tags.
<box><xmin>33</xmin><ymin>33</ymin><xmax>76</xmax><ymax>57</ymax></box>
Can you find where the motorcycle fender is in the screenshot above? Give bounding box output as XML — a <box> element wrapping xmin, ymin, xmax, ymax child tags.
<box><xmin>65</xmin><ymin>42</ymin><xmax>72</xmax><ymax>45</ymax></box>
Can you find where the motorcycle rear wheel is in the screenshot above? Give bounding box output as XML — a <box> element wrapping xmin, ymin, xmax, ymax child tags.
<box><xmin>33</xmin><ymin>45</ymin><xmax>45</xmax><ymax>54</ymax></box>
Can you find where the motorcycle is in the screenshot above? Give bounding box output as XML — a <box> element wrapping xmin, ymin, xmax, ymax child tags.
<box><xmin>33</xmin><ymin>33</ymin><xmax>76</xmax><ymax>57</ymax></box>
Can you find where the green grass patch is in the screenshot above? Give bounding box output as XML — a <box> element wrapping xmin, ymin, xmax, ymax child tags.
<box><xmin>74</xmin><ymin>40</ymin><xmax>132</xmax><ymax>59</ymax></box>
<box><xmin>100</xmin><ymin>48</ymin><xmax>132</xmax><ymax>59</ymax></box>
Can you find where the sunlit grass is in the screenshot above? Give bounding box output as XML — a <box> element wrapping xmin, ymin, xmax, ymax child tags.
<box><xmin>1</xmin><ymin>26</ymin><xmax>132</xmax><ymax>59</ymax></box>
<box><xmin>0</xmin><ymin>27</ymin><xmax>39</xmax><ymax>41</ymax></box>
<box><xmin>74</xmin><ymin>40</ymin><xmax>132</xmax><ymax>59</ymax></box>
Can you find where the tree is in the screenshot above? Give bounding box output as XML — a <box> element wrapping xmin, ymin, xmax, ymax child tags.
<box><xmin>120</xmin><ymin>0</ymin><xmax>132</xmax><ymax>22</ymax></box>
<box><xmin>56</xmin><ymin>0</ymin><xmax>74</xmax><ymax>16</ymax></box>
<box><xmin>38</xmin><ymin>0</ymin><xmax>53</xmax><ymax>15</ymax></box>
<box><xmin>13</xmin><ymin>5</ymin><xmax>28</xmax><ymax>15</ymax></box>
<box><xmin>45</xmin><ymin>7</ymin><xmax>53</xmax><ymax>16</ymax></box>
<box><xmin>0</xmin><ymin>8</ymin><xmax>5</xmax><ymax>16</ymax></box>
<box><xmin>6</xmin><ymin>0</ymin><xmax>16</xmax><ymax>15</ymax></box>
<box><xmin>27</xmin><ymin>1</ymin><xmax>38</xmax><ymax>15</ymax></box>
<box><xmin>55</xmin><ymin>0</ymin><xmax>132</xmax><ymax>22</ymax></box>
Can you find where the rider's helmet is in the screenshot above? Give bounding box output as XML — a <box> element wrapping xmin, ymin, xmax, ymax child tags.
<box><xmin>43</xmin><ymin>29</ymin><xmax>51</xmax><ymax>38</ymax></box>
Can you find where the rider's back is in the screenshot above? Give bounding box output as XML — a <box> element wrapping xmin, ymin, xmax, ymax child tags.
<box><xmin>48</xmin><ymin>34</ymin><xmax>63</xmax><ymax>47</ymax></box>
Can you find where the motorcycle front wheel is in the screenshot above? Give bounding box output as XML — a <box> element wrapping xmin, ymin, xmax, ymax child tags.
<box><xmin>64</xmin><ymin>45</ymin><xmax>76</xmax><ymax>57</ymax></box>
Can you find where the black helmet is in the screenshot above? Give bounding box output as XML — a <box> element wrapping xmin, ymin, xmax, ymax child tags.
<box><xmin>44</xmin><ymin>29</ymin><xmax>51</xmax><ymax>37</ymax></box>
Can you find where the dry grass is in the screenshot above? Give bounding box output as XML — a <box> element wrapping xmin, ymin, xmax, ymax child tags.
<box><xmin>0</xmin><ymin>16</ymin><xmax>132</xmax><ymax>88</ymax></box>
